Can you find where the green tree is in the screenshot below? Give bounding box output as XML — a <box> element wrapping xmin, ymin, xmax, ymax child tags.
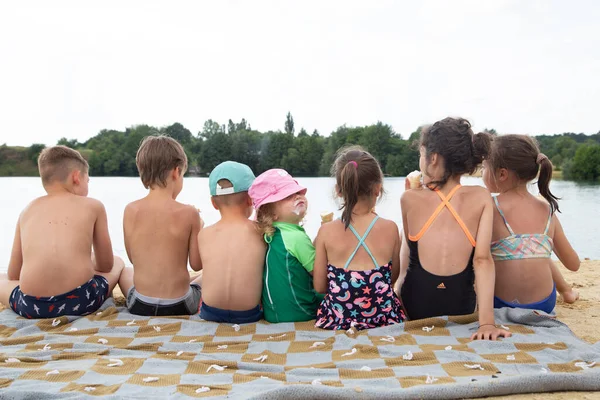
<box><xmin>284</xmin><ymin>112</ymin><xmax>295</xmax><ymax>136</ymax></box>
<box><xmin>163</xmin><ymin>122</ymin><xmax>192</xmax><ymax>145</ymax></box>
<box><xmin>57</xmin><ymin>138</ymin><xmax>80</xmax><ymax>148</ymax></box>
<box><xmin>28</xmin><ymin>144</ymin><xmax>46</xmax><ymax>163</ymax></box>
<box><xmin>567</xmin><ymin>144</ymin><xmax>600</xmax><ymax>181</ymax></box>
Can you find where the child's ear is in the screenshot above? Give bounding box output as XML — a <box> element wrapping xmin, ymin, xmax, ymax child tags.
<box><xmin>429</xmin><ymin>152</ymin><xmax>439</xmax><ymax>166</ymax></box>
<box><xmin>498</xmin><ymin>168</ymin><xmax>509</xmax><ymax>182</ymax></box>
<box><xmin>373</xmin><ymin>183</ymin><xmax>382</xmax><ymax>197</ymax></box>
<box><xmin>211</xmin><ymin>197</ymin><xmax>219</xmax><ymax>210</ymax></box>
<box><xmin>172</xmin><ymin>167</ymin><xmax>180</xmax><ymax>180</ymax></box>
<box><xmin>72</xmin><ymin>169</ymin><xmax>81</xmax><ymax>185</ymax></box>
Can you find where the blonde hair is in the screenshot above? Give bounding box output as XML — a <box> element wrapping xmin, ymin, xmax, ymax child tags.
<box><xmin>136</xmin><ymin>135</ymin><xmax>188</xmax><ymax>189</ymax></box>
<box><xmin>38</xmin><ymin>146</ymin><xmax>88</xmax><ymax>185</ymax></box>
<box><xmin>256</xmin><ymin>203</ymin><xmax>276</xmax><ymax>237</ymax></box>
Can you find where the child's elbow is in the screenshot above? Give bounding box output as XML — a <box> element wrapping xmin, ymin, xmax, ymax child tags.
<box><xmin>567</xmin><ymin>258</ymin><xmax>581</xmax><ymax>272</ymax></box>
<box><xmin>314</xmin><ymin>281</ymin><xmax>327</xmax><ymax>294</ymax></box>
<box><xmin>473</xmin><ymin>254</ymin><xmax>494</xmax><ymax>270</ymax></box>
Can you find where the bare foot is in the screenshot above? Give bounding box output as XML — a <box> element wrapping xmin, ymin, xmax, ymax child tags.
<box><xmin>560</xmin><ymin>289</ymin><xmax>579</xmax><ymax>304</ymax></box>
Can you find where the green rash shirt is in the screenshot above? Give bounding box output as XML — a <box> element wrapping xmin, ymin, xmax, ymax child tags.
<box><xmin>262</xmin><ymin>222</ymin><xmax>324</xmax><ymax>323</ymax></box>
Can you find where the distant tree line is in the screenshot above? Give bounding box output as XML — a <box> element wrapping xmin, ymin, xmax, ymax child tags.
<box><xmin>1</xmin><ymin>113</ymin><xmax>599</xmax><ymax>182</ymax></box>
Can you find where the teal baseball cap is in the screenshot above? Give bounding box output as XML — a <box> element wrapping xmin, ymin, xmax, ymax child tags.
<box><xmin>209</xmin><ymin>161</ymin><xmax>256</xmax><ymax>196</ymax></box>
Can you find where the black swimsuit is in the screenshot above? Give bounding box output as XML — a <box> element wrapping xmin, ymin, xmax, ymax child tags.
<box><xmin>400</xmin><ymin>185</ymin><xmax>477</xmax><ymax>320</ymax></box>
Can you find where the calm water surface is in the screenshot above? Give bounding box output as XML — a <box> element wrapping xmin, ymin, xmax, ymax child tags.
<box><xmin>0</xmin><ymin>177</ymin><xmax>598</xmax><ymax>272</ymax></box>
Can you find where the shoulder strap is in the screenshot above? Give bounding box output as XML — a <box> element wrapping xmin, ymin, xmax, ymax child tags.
<box><xmin>543</xmin><ymin>206</ymin><xmax>553</xmax><ymax>235</ymax></box>
<box><xmin>408</xmin><ymin>185</ymin><xmax>477</xmax><ymax>247</ymax></box>
<box><xmin>344</xmin><ymin>216</ymin><xmax>380</xmax><ymax>270</ymax></box>
<box><xmin>493</xmin><ymin>196</ymin><xmax>515</xmax><ymax>235</ymax></box>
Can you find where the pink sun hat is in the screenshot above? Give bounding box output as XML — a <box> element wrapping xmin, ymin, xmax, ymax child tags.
<box><xmin>248</xmin><ymin>169</ymin><xmax>307</xmax><ymax>210</ymax></box>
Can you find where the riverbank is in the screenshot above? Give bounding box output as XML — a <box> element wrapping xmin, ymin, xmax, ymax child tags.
<box><xmin>0</xmin><ymin>260</ymin><xmax>598</xmax><ymax>398</ymax></box>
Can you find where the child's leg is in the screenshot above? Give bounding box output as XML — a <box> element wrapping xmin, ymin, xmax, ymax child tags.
<box><xmin>551</xmin><ymin>260</ymin><xmax>579</xmax><ymax>304</ymax></box>
<box><xmin>0</xmin><ymin>273</ymin><xmax>20</xmax><ymax>308</ymax></box>
<box><xmin>117</xmin><ymin>265</ymin><xmax>134</xmax><ymax>300</ymax></box>
<box><xmin>190</xmin><ymin>271</ymin><xmax>203</xmax><ymax>287</ymax></box>
<box><xmin>94</xmin><ymin>256</ymin><xmax>125</xmax><ymax>297</ymax></box>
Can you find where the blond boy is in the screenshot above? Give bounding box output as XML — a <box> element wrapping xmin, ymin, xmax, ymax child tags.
<box><xmin>118</xmin><ymin>135</ymin><xmax>203</xmax><ymax>316</ymax></box>
<box><xmin>198</xmin><ymin>161</ymin><xmax>265</xmax><ymax>323</ymax></box>
<box><xmin>0</xmin><ymin>146</ymin><xmax>124</xmax><ymax>318</ymax></box>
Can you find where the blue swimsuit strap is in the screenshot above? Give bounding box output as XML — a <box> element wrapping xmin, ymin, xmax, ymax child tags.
<box><xmin>344</xmin><ymin>215</ymin><xmax>380</xmax><ymax>270</ymax></box>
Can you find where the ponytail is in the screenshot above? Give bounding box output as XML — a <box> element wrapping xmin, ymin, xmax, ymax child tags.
<box><xmin>472</xmin><ymin>132</ymin><xmax>492</xmax><ymax>166</ymax></box>
<box><xmin>331</xmin><ymin>146</ymin><xmax>383</xmax><ymax>229</ymax></box>
<box><xmin>340</xmin><ymin>162</ymin><xmax>359</xmax><ymax>229</ymax></box>
<box><xmin>537</xmin><ymin>154</ymin><xmax>560</xmax><ymax>214</ymax></box>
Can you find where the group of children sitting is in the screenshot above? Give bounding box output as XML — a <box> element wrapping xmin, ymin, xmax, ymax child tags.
<box><xmin>0</xmin><ymin>117</ymin><xmax>580</xmax><ymax>341</ymax></box>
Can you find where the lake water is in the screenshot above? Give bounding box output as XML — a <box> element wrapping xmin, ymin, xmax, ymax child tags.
<box><xmin>0</xmin><ymin>177</ymin><xmax>598</xmax><ymax>272</ymax></box>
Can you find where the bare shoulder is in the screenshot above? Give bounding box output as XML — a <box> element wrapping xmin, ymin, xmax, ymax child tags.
<box><xmin>375</xmin><ymin>216</ymin><xmax>400</xmax><ymax>234</ymax></box>
<box><xmin>400</xmin><ymin>187</ymin><xmax>428</xmax><ymax>208</ymax></box>
<box><xmin>318</xmin><ymin>219</ymin><xmax>343</xmax><ymax>238</ymax></box>
<box><xmin>197</xmin><ymin>222</ymin><xmax>215</xmax><ymax>240</ymax></box>
<box><xmin>79</xmin><ymin>196</ymin><xmax>106</xmax><ymax>213</ymax></box>
<box><xmin>173</xmin><ymin>201</ymin><xmax>200</xmax><ymax>221</ymax></box>
<box><xmin>461</xmin><ymin>185</ymin><xmax>492</xmax><ymax>203</ymax></box>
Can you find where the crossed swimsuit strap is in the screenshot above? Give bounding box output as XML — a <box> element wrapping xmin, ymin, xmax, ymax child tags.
<box><xmin>343</xmin><ymin>215</ymin><xmax>380</xmax><ymax>270</ymax></box>
<box><xmin>408</xmin><ymin>185</ymin><xmax>477</xmax><ymax>247</ymax></box>
<box><xmin>493</xmin><ymin>196</ymin><xmax>552</xmax><ymax>235</ymax></box>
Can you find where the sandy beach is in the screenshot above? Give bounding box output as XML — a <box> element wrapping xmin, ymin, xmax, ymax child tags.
<box><xmin>1</xmin><ymin>260</ymin><xmax>598</xmax><ymax>398</ymax></box>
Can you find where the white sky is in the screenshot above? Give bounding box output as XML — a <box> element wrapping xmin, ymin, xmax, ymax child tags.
<box><xmin>0</xmin><ymin>0</ymin><xmax>598</xmax><ymax>146</ymax></box>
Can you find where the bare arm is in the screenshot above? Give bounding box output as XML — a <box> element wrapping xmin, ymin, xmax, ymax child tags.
<box><xmin>395</xmin><ymin>194</ymin><xmax>411</xmax><ymax>295</ymax></box>
<box><xmin>397</xmin><ymin>229</ymin><xmax>409</xmax><ymax>293</ymax></box>
<box><xmin>552</xmin><ymin>216</ymin><xmax>580</xmax><ymax>272</ymax></box>
<box><xmin>390</xmin><ymin>221</ymin><xmax>401</xmax><ymax>284</ymax></box>
<box><xmin>313</xmin><ymin>226</ymin><xmax>328</xmax><ymax>294</ymax></box>
<box><xmin>472</xmin><ymin>193</ymin><xmax>511</xmax><ymax>340</ymax></box>
<box><xmin>123</xmin><ymin>204</ymin><xmax>133</xmax><ymax>264</ymax></box>
<box><xmin>7</xmin><ymin>218</ymin><xmax>23</xmax><ymax>280</ymax></box>
<box><xmin>92</xmin><ymin>201</ymin><xmax>114</xmax><ymax>273</ymax></box>
<box><xmin>188</xmin><ymin>207</ymin><xmax>203</xmax><ymax>272</ymax></box>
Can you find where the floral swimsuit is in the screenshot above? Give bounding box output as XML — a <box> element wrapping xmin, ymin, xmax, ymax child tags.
<box><xmin>315</xmin><ymin>216</ymin><xmax>405</xmax><ymax>330</ymax></box>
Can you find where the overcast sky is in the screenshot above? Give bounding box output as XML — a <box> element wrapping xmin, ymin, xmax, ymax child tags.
<box><xmin>0</xmin><ymin>1</ymin><xmax>598</xmax><ymax>146</ymax></box>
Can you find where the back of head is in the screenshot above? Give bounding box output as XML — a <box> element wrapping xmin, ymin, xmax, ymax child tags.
<box><xmin>331</xmin><ymin>146</ymin><xmax>383</xmax><ymax>229</ymax></box>
<box><xmin>488</xmin><ymin>134</ymin><xmax>559</xmax><ymax>213</ymax></box>
<box><xmin>212</xmin><ymin>179</ymin><xmax>251</xmax><ymax>210</ymax></box>
<box><xmin>209</xmin><ymin>161</ymin><xmax>255</xmax><ymax>215</ymax></box>
<box><xmin>420</xmin><ymin>117</ymin><xmax>491</xmax><ymax>188</ymax></box>
<box><xmin>38</xmin><ymin>145</ymin><xmax>89</xmax><ymax>186</ymax></box>
<box><xmin>136</xmin><ymin>135</ymin><xmax>188</xmax><ymax>189</ymax></box>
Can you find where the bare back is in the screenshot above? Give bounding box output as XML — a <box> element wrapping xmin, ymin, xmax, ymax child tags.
<box><xmin>19</xmin><ymin>194</ymin><xmax>100</xmax><ymax>296</ymax></box>
<box><xmin>321</xmin><ymin>215</ymin><xmax>400</xmax><ymax>273</ymax></box>
<box><xmin>491</xmin><ymin>194</ymin><xmax>556</xmax><ymax>303</ymax></box>
<box><xmin>198</xmin><ymin>219</ymin><xmax>265</xmax><ymax>311</ymax></box>
<box><xmin>124</xmin><ymin>197</ymin><xmax>200</xmax><ymax>298</ymax></box>
<box><xmin>403</xmin><ymin>185</ymin><xmax>485</xmax><ymax>275</ymax></box>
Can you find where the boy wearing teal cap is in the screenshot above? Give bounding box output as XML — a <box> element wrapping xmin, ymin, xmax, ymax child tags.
<box><xmin>198</xmin><ymin>161</ymin><xmax>266</xmax><ymax>323</ymax></box>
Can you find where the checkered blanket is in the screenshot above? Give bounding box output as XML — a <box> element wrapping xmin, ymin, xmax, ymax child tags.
<box><xmin>0</xmin><ymin>299</ymin><xmax>599</xmax><ymax>399</ymax></box>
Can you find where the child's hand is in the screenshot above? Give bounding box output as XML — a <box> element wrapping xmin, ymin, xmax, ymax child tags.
<box><xmin>471</xmin><ymin>324</ymin><xmax>512</xmax><ymax>341</ymax></box>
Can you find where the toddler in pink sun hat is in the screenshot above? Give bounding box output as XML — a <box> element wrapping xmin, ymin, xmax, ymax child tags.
<box><xmin>249</xmin><ymin>169</ymin><xmax>323</xmax><ymax>323</ymax></box>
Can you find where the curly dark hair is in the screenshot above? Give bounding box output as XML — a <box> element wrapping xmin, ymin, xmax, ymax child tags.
<box><xmin>420</xmin><ymin>117</ymin><xmax>491</xmax><ymax>188</ymax></box>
